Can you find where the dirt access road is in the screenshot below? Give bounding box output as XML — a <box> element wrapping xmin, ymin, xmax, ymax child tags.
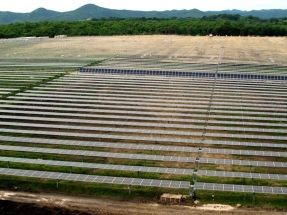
<box><xmin>0</xmin><ymin>190</ymin><xmax>285</xmax><ymax>215</ymax></box>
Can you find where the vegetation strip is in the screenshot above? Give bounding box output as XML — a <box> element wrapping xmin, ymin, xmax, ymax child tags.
<box><xmin>1</xmin><ymin>15</ymin><xmax>287</xmax><ymax>37</ymax></box>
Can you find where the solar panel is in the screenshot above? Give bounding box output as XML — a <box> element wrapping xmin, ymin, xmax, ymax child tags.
<box><xmin>202</xmin><ymin>148</ymin><xmax>286</xmax><ymax>157</ymax></box>
<box><xmin>0</xmin><ymin>136</ymin><xmax>285</xmax><ymax>160</ymax></box>
<box><xmin>13</xmin><ymin>92</ymin><xmax>287</xmax><ymax>107</ymax></box>
<box><xmin>44</xmin><ymin>82</ymin><xmax>286</xmax><ymax>96</ymax></box>
<box><xmin>0</xmin><ymin>156</ymin><xmax>193</xmax><ymax>175</ymax></box>
<box><xmin>0</xmin><ymin>145</ymin><xmax>196</xmax><ymax>163</ymax></box>
<box><xmin>1</xmin><ymin>105</ymin><xmax>286</xmax><ymax>124</ymax></box>
<box><xmin>0</xmin><ymin>121</ymin><xmax>286</xmax><ymax>141</ymax></box>
<box><xmin>199</xmin><ymin>158</ymin><xmax>287</xmax><ymax>167</ymax></box>
<box><xmin>0</xmin><ymin>115</ymin><xmax>206</xmax><ymax>130</ymax></box>
<box><xmin>24</xmin><ymin>89</ymin><xmax>287</xmax><ymax>103</ymax></box>
<box><xmin>49</xmin><ymin>79</ymin><xmax>287</xmax><ymax>92</ymax></box>
<box><xmin>52</xmin><ymin>77</ymin><xmax>287</xmax><ymax>90</ymax></box>
<box><xmin>196</xmin><ymin>170</ymin><xmax>287</xmax><ymax>180</ymax></box>
<box><xmin>0</xmin><ymin>128</ymin><xmax>285</xmax><ymax>148</ymax></box>
<box><xmin>0</xmin><ymin>168</ymin><xmax>190</xmax><ymax>189</ymax></box>
<box><xmin>0</xmin><ymin>144</ymin><xmax>285</xmax><ymax>168</ymax></box>
<box><xmin>0</xmin><ymin>121</ymin><xmax>204</xmax><ymax>137</ymax></box>
<box><xmin>194</xmin><ymin>182</ymin><xmax>287</xmax><ymax>194</ymax></box>
<box><xmin>34</xmin><ymin>86</ymin><xmax>287</xmax><ymax>98</ymax></box>
<box><xmin>1</xmin><ymin>114</ymin><xmax>287</xmax><ymax>135</ymax></box>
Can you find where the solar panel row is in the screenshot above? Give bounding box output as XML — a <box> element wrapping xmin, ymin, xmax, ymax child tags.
<box><xmin>57</xmin><ymin>77</ymin><xmax>286</xmax><ymax>89</ymax></box>
<box><xmin>0</xmin><ymin>128</ymin><xmax>285</xmax><ymax>148</ymax></box>
<box><xmin>13</xmin><ymin>92</ymin><xmax>287</xmax><ymax>106</ymax></box>
<box><xmin>0</xmin><ymin>156</ymin><xmax>194</xmax><ymax>175</ymax></box>
<box><xmin>1</xmin><ymin>103</ymin><xmax>285</xmax><ymax>123</ymax></box>
<box><xmin>0</xmin><ymin>135</ymin><xmax>284</xmax><ymax>157</ymax></box>
<box><xmin>0</xmin><ymin>145</ymin><xmax>197</xmax><ymax>163</ymax></box>
<box><xmin>17</xmin><ymin>93</ymin><xmax>286</xmax><ymax>104</ymax></box>
<box><xmin>44</xmin><ymin>82</ymin><xmax>287</xmax><ymax>95</ymax></box>
<box><xmin>35</xmin><ymin>86</ymin><xmax>287</xmax><ymax>97</ymax></box>
<box><xmin>79</xmin><ymin>68</ymin><xmax>287</xmax><ymax>81</ymax></box>
<box><xmin>1</xmin><ymin>106</ymin><xmax>286</xmax><ymax>128</ymax></box>
<box><xmin>51</xmin><ymin>77</ymin><xmax>287</xmax><ymax>90</ymax></box>
<box><xmin>1</xmin><ymin>114</ymin><xmax>286</xmax><ymax>134</ymax></box>
<box><xmin>194</xmin><ymin>182</ymin><xmax>287</xmax><ymax>194</ymax></box>
<box><xmin>55</xmin><ymin>74</ymin><xmax>287</xmax><ymax>85</ymax></box>
<box><xmin>46</xmin><ymin>82</ymin><xmax>287</xmax><ymax>96</ymax></box>
<box><xmin>197</xmin><ymin>170</ymin><xmax>287</xmax><ymax>180</ymax></box>
<box><xmin>0</xmin><ymin>168</ymin><xmax>190</xmax><ymax>189</ymax></box>
<box><xmin>0</xmin><ymin>145</ymin><xmax>285</xmax><ymax>167</ymax></box>
<box><xmin>0</xmin><ymin>121</ymin><xmax>286</xmax><ymax>140</ymax></box>
<box><xmin>25</xmin><ymin>89</ymin><xmax>287</xmax><ymax>102</ymax></box>
<box><xmin>1</xmin><ymin>103</ymin><xmax>285</xmax><ymax>125</ymax></box>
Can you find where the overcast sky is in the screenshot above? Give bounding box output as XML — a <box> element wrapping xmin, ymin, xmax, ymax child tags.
<box><xmin>2</xmin><ymin>0</ymin><xmax>287</xmax><ymax>13</ymax></box>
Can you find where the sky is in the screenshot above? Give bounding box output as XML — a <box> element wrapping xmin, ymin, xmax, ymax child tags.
<box><xmin>2</xmin><ymin>0</ymin><xmax>287</xmax><ymax>13</ymax></box>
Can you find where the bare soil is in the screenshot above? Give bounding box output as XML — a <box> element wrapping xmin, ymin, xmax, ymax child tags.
<box><xmin>5</xmin><ymin>36</ymin><xmax>287</xmax><ymax>65</ymax></box>
<box><xmin>0</xmin><ymin>190</ymin><xmax>285</xmax><ymax>215</ymax></box>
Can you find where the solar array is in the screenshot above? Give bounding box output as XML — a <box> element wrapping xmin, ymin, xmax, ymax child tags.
<box><xmin>1</xmin><ymin>114</ymin><xmax>287</xmax><ymax>135</ymax></box>
<box><xmin>197</xmin><ymin>170</ymin><xmax>287</xmax><ymax>180</ymax></box>
<box><xmin>0</xmin><ymin>71</ymin><xmax>65</xmax><ymax>96</ymax></box>
<box><xmin>0</xmin><ymin>156</ymin><xmax>193</xmax><ymax>175</ymax></box>
<box><xmin>194</xmin><ymin>182</ymin><xmax>287</xmax><ymax>195</ymax></box>
<box><xmin>2</xmin><ymin>102</ymin><xmax>287</xmax><ymax>124</ymax></box>
<box><xmin>36</xmin><ymin>84</ymin><xmax>287</xmax><ymax>96</ymax></box>
<box><xmin>0</xmin><ymin>168</ymin><xmax>189</xmax><ymax>189</ymax></box>
<box><xmin>0</xmin><ymin>145</ymin><xmax>197</xmax><ymax>163</ymax></box>
<box><xmin>0</xmin><ymin>72</ymin><xmax>286</xmax><ymax>196</ymax></box>
<box><xmin>1</xmin><ymin>106</ymin><xmax>287</xmax><ymax>128</ymax></box>
<box><xmin>1</xmin><ymin>121</ymin><xmax>287</xmax><ymax>141</ymax></box>
<box><xmin>1</xmin><ymin>136</ymin><xmax>286</xmax><ymax>157</ymax></box>
<box><xmin>24</xmin><ymin>89</ymin><xmax>287</xmax><ymax>102</ymax></box>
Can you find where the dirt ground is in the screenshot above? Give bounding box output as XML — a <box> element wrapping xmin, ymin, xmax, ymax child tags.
<box><xmin>0</xmin><ymin>190</ymin><xmax>285</xmax><ymax>215</ymax></box>
<box><xmin>3</xmin><ymin>36</ymin><xmax>287</xmax><ymax>65</ymax></box>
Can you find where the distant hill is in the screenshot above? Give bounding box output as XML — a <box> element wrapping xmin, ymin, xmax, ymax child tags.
<box><xmin>1</xmin><ymin>4</ymin><xmax>287</xmax><ymax>24</ymax></box>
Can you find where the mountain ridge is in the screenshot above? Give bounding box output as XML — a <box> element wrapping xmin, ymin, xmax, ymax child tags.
<box><xmin>1</xmin><ymin>4</ymin><xmax>287</xmax><ymax>24</ymax></box>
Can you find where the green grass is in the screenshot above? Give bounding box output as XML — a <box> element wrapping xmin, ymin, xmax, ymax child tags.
<box><xmin>0</xmin><ymin>175</ymin><xmax>286</xmax><ymax>210</ymax></box>
<box><xmin>0</xmin><ymin>175</ymin><xmax>174</xmax><ymax>199</ymax></box>
<box><xmin>195</xmin><ymin>190</ymin><xmax>287</xmax><ymax>210</ymax></box>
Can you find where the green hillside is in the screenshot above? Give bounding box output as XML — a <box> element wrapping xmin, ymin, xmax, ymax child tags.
<box><xmin>0</xmin><ymin>4</ymin><xmax>287</xmax><ymax>24</ymax></box>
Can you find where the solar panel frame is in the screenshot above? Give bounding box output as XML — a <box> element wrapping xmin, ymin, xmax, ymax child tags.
<box><xmin>0</xmin><ymin>167</ymin><xmax>191</xmax><ymax>188</ymax></box>
<box><xmin>194</xmin><ymin>182</ymin><xmax>287</xmax><ymax>194</ymax></box>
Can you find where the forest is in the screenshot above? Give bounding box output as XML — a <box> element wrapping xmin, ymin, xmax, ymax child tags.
<box><xmin>0</xmin><ymin>14</ymin><xmax>287</xmax><ymax>38</ymax></box>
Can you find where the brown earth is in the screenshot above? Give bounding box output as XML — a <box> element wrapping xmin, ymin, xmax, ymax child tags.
<box><xmin>0</xmin><ymin>190</ymin><xmax>286</xmax><ymax>215</ymax></box>
<box><xmin>4</xmin><ymin>36</ymin><xmax>287</xmax><ymax>65</ymax></box>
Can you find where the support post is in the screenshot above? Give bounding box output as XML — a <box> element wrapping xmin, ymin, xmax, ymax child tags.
<box><xmin>253</xmin><ymin>192</ymin><xmax>256</xmax><ymax>203</ymax></box>
<box><xmin>22</xmin><ymin>151</ymin><xmax>25</xmax><ymax>158</ymax></box>
<box><xmin>7</xmin><ymin>161</ymin><xmax>10</xmax><ymax>168</ymax></box>
<box><xmin>192</xmin><ymin>173</ymin><xmax>197</xmax><ymax>183</ymax></box>
<box><xmin>137</xmin><ymin>171</ymin><xmax>140</xmax><ymax>177</ymax></box>
<box><xmin>198</xmin><ymin>149</ymin><xmax>202</xmax><ymax>158</ymax></box>
<box><xmin>195</xmin><ymin>160</ymin><xmax>199</xmax><ymax>171</ymax></box>
<box><xmin>56</xmin><ymin>179</ymin><xmax>59</xmax><ymax>189</ymax></box>
<box><xmin>189</xmin><ymin>185</ymin><xmax>196</xmax><ymax>200</ymax></box>
<box><xmin>128</xmin><ymin>185</ymin><xmax>131</xmax><ymax>195</ymax></box>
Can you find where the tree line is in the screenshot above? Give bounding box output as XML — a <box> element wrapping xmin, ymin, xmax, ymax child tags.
<box><xmin>0</xmin><ymin>14</ymin><xmax>287</xmax><ymax>38</ymax></box>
